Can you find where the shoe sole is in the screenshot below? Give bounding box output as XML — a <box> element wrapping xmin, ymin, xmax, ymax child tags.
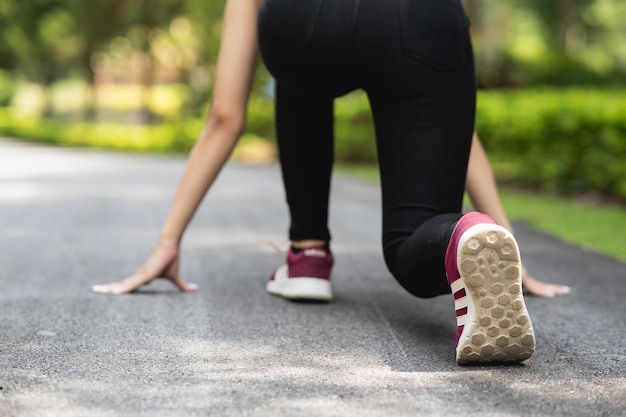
<box><xmin>267</xmin><ymin>268</ymin><xmax>332</xmax><ymax>302</ymax></box>
<box><xmin>455</xmin><ymin>224</ymin><xmax>535</xmax><ymax>364</ymax></box>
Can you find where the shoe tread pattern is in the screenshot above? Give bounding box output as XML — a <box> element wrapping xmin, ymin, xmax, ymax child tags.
<box><xmin>456</xmin><ymin>227</ymin><xmax>535</xmax><ymax>364</ymax></box>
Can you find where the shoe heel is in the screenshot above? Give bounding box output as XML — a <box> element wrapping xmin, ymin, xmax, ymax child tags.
<box><xmin>455</xmin><ymin>224</ymin><xmax>535</xmax><ymax>364</ymax></box>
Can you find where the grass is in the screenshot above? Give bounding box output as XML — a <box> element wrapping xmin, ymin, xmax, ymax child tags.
<box><xmin>336</xmin><ymin>163</ymin><xmax>626</xmax><ymax>263</ymax></box>
<box><xmin>498</xmin><ymin>188</ymin><xmax>625</xmax><ymax>261</ymax></box>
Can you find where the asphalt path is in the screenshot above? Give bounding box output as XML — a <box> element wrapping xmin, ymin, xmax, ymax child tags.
<box><xmin>0</xmin><ymin>138</ymin><xmax>624</xmax><ymax>417</ymax></box>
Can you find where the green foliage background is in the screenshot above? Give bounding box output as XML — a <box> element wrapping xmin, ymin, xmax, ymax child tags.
<box><xmin>2</xmin><ymin>88</ymin><xmax>625</xmax><ymax>202</ymax></box>
<box><xmin>1</xmin><ymin>0</ymin><xmax>625</xmax><ymax>202</ymax></box>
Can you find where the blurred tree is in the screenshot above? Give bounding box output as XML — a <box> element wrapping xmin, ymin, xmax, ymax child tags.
<box><xmin>64</xmin><ymin>0</ymin><xmax>131</xmax><ymax>119</ymax></box>
<box><xmin>116</xmin><ymin>0</ymin><xmax>185</xmax><ymax>122</ymax></box>
<box><xmin>516</xmin><ymin>0</ymin><xmax>625</xmax><ymax>85</ymax></box>
<box><xmin>464</xmin><ymin>0</ymin><xmax>626</xmax><ymax>86</ymax></box>
<box><xmin>579</xmin><ymin>0</ymin><xmax>626</xmax><ymax>79</ymax></box>
<box><xmin>1</xmin><ymin>0</ymin><xmax>623</xmax><ymax>118</ymax></box>
<box><xmin>0</xmin><ymin>0</ymin><xmax>83</xmax><ymax>115</ymax></box>
<box><xmin>179</xmin><ymin>0</ymin><xmax>228</xmax><ymax>115</ymax></box>
<box><xmin>513</xmin><ymin>0</ymin><xmax>597</xmax><ymax>53</ymax></box>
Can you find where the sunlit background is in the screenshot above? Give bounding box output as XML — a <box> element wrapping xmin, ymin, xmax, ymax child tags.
<box><xmin>0</xmin><ymin>0</ymin><xmax>625</xmax><ymax>200</ymax></box>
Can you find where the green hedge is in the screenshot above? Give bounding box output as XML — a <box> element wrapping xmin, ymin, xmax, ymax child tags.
<box><xmin>333</xmin><ymin>89</ymin><xmax>626</xmax><ymax>201</ymax></box>
<box><xmin>1</xmin><ymin>88</ymin><xmax>625</xmax><ymax>201</ymax></box>
<box><xmin>476</xmin><ymin>89</ymin><xmax>626</xmax><ymax>200</ymax></box>
<box><xmin>0</xmin><ymin>109</ymin><xmax>198</xmax><ymax>152</ymax></box>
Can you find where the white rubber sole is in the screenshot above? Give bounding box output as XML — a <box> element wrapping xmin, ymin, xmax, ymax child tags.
<box><xmin>267</xmin><ymin>265</ymin><xmax>333</xmax><ymax>301</ymax></box>
<box><xmin>455</xmin><ymin>223</ymin><xmax>536</xmax><ymax>364</ymax></box>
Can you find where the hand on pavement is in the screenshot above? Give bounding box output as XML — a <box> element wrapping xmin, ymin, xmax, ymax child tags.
<box><xmin>521</xmin><ymin>264</ymin><xmax>570</xmax><ymax>298</ymax></box>
<box><xmin>92</xmin><ymin>239</ymin><xmax>197</xmax><ymax>295</ymax></box>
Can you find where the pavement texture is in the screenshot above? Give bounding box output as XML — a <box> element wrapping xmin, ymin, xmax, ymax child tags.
<box><xmin>0</xmin><ymin>138</ymin><xmax>624</xmax><ymax>417</ymax></box>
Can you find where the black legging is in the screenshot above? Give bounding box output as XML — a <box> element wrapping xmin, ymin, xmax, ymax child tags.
<box><xmin>258</xmin><ymin>0</ymin><xmax>476</xmax><ymax>298</ymax></box>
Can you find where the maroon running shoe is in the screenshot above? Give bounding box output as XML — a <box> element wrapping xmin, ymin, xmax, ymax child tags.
<box><xmin>445</xmin><ymin>212</ymin><xmax>535</xmax><ymax>364</ymax></box>
<box><xmin>267</xmin><ymin>246</ymin><xmax>333</xmax><ymax>301</ymax></box>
